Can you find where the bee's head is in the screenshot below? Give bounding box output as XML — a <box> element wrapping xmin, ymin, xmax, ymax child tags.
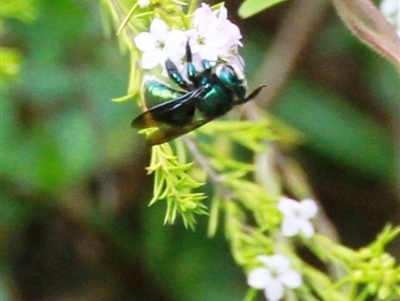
<box><xmin>215</xmin><ymin>63</ymin><xmax>248</xmax><ymax>101</ymax></box>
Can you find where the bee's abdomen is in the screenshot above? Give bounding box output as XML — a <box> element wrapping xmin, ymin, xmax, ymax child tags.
<box><xmin>143</xmin><ymin>80</ymin><xmax>184</xmax><ymax>108</ymax></box>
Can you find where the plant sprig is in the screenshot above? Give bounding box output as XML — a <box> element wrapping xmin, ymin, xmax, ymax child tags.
<box><xmin>102</xmin><ymin>1</ymin><xmax>400</xmax><ymax>300</ymax></box>
<box><xmin>147</xmin><ymin>142</ymin><xmax>207</xmax><ymax>229</ymax></box>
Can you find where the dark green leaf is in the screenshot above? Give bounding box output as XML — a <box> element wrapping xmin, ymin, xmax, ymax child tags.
<box><xmin>272</xmin><ymin>79</ymin><xmax>395</xmax><ymax>181</ymax></box>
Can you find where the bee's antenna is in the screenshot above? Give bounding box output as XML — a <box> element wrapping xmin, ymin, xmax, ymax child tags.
<box><xmin>245</xmin><ymin>85</ymin><xmax>266</xmax><ymax>102</ymax></box>
<box><xmin>185</xmin><ymin>39</ymin><xmax>193</xmax><ymax>63</ymax></box>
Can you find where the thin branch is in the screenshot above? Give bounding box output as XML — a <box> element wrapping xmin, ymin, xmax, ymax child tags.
<box><xmin>182</xmin><ymin>136</ymin><xmax>235</xmax><ymax>199</ymax></box>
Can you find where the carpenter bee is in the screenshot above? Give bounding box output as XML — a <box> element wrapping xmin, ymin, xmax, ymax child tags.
<box><xmin>132</xmin><ymin>42</ymin><xmax>265</xmax><ymax>146</ymax></box>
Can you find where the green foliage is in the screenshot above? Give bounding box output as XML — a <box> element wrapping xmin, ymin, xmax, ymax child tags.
<box><xmin>102</xmin><ymin>0</ymin><xmax>213</xmax><ymax>229</ymax></box>
<box><xmin>240</xmin><ymin>0</ymin><xmax>400</xmax><ymax>68</ymax></box>
<box><xmin>271</xmin><ymin>79</ymin><xmax>395</xmax><ymax>182</ymax></box>
<box><xmin>307</xmin><ymin>227</ymin><xmax>400</xmax><ymax>301</ymax></box>
<box><xmin>102</xmin><ymin>1</ymin><xmax>400</xmax><ymax>300</ymax></box>
<box><xmin>1</xmin><ymin>0</ymin><xmax>132</xmax><ymax>194</ymax></box>
<box><xmin>0</xmin><ymin>48</ymin><xmax>22</xmax><ymax>80</ymax></box>
<box><xmin>147</xmin><ymin>143</ymin><xmax>207</xmax><ymax>228</ymax></box>
<box><xmin>1</xmin><ymin>0</ymin><xmax>36</xmax><ymax>81</ymax></box>
<box><xmin>2</xmin><ymin>0</ymin><xmax>399</xmax><ymax>300</ymax></box>
<box><xmin>239</xmin><ymin>0</ymin><xmax>289</xmax><ymax>18</ymax></box>
<box><xmin>199</xmin><ymin>120</ymin><xmax>275</xmax><ymax>152</ymax></box>
<box><xmin>1</xmin><ymin>0</ymin><xmax>37</xmax><ymax>22</ymax></box>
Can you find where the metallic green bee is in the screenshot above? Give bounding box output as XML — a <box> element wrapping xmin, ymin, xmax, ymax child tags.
<box><xmin>132</xmin><ymin>42</ymin><xmax>265</xmax><ymax>146</ymax></box>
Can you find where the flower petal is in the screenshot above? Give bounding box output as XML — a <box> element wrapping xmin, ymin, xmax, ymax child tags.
<box><xmin>205</xmin><ymin>31</ymin><xmax>229</xmax><ymax>49</ymax></box>
<box><xmin>216</xmin><ymin>6</ymin><xmax>228</xmax><ymax>21</ymax></box>
<box><xmin>278</xmin><ymin>197</ymin><xmax>299</xmax><ymax>216</ymax></box>
<box><xmin>299</xmin><ymin>220</ymin><xmax>315</xmax><ymax>238</ymax></box>
<box><xmin>281</xmin><ymin>217</ymin><xmax>300</xmax><ymax>237</ymax></box>
<box><xmin>271</xmin><ymin>254</ymin><xmax>290</xmax><ymax>269</ymax></box>
<box><xmin>141</xmin><ymin>51</ymin><xmax>162</xmax><ymax>69</ymax></box>
<box><xmin>299</xmin><ymin>199</ymin><xmax>318</xmax><ymax>219</ymax></box>
<box><xmin>227</xmin><ymin>54</ymin><xmax>245</xmax><ymax>71</ymax></box>
<box><xmin>134</xmin><ymin>32</ymin><xmax>156</xmax><ymax>52</ymax></box>
<box><xmin>247</xmin><ymin>268</ymin><xmax>271</xmax><ymax>289</ymax></box>
<box><xmin>280</xmin><ymin>271</ymin><xmax>303</xmax><ymax>288</ymax></box>
<box><xmin>150</xmin><ymin>18</ymin><xmax>169</xmax><ymax>38</ymax></box>
<box><xmin>264</xmin><ymin>279</ymin><xmax>285</xmax><ymax>301</ymax></box>
<box><xmin>166</xmin><ymin>29</ymin><xmax>187</xmax><ymax>45</ymax></box>
<box><xmin>199</xmin><ymin>47</ymin><xmax>218</xmax><ymax>62</ymax></box>
<box><xmin>256</xmin><ymin>254</ymin><xmax>292</xmax><ymax>275</ymax></box>
<box><xmin>225</xmin><ymin>21</ymin><xmax>242</xmax><ymax>41</ymax></box>
<box><xmin>193</xmin><ymin>3</ymin><xmax>214</xmax><ymax>26</ymax></box>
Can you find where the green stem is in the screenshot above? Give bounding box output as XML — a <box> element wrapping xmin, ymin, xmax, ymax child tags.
<box><xmin>187</xmin><ymin>0</ymin><xmax>199</xmax><ymax>15</ymax></box>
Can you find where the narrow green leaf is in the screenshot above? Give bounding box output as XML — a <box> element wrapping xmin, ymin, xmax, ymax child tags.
<box><xmin>239</xmin><ymin>0</ymin><xmax>289</xmax><ymax>18</ymax></box>
<box><xmin>116</xmin><ymin>2</ymin><xmax>139</xmax><ymax>35</ymax></box>
<box><xmin>272</xmin><ymin>79</ymin><xmax>395</xmax><ymax>181</ymax></box>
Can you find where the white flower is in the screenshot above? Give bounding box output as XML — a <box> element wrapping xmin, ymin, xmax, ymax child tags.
<box><xmin>223</xmin><ymin>44</ymin><xmax>245</xmax><ymax>72</ymax></box>
<box><xmin>188</xmin><ymin>21</ymin><xmax>229</xmax><ymax>62</ymax></box>
<box><xmin>134</xmin><ymin>5</ymin><xmax>245</xmax><ymax>76</ymax></box>
<box><xmin>193</xmin><ymin>3</ymin><xmax>214</xmax><ymax>27</ymax></box>
<box><xmin>134</xmin><ymin>18</ymin><xmax>187</xmax><ymax>70</ymax></box>
<box><xmin>380</xmin><ymin>0</ymin><xmax>400</xmax><ymax>38</ymax></box>
<box><xmin>214</xmin><ymin>6</ymin><xmax>242</xmax><ymax>50</ymax></box>
<box><xmin>247</xmin><ymin>254</ymin><xmax>302</xmax><ymax>301</ymax></box>
<box><xmin>278</xmin><ymin>197</ymin><xmax>318</xmax><ymax>238</ymax></box>
<box><xmin>162</xmin><ymin>29</ymin><xmax>189</xmax><ymax>75</ymax></box>
<box><xmin>189</xmin><ymin>4</ymin><xmax>242</xmax><ymax>64</ymax></box>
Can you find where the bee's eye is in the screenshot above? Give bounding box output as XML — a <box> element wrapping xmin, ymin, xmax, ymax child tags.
<box><xmin>223</xmin><ymin>65</ymin><xmax>237</xmax><ymax>80</ymax></box>
<box><xmin>217</xmin><ymin>65</ymin><xmax>239</xmax><ymax>85</ymax></box>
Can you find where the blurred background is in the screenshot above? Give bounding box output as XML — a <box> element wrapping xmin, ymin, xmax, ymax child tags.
<box><xmin>1</xmin><ymin>0</ymin><xmax>399</xmax><ymax>300</ymax></box>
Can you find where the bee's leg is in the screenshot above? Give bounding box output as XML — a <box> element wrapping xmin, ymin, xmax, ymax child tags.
<box><xmin>185</xmin><ymin>41</ymin><xmax>198</xmax><ymax>87</ymax></box>
<box><xmin>201</xmin><ymin>59</ymin><xmax>212</xmax><ymax>75</ymax></box>
<box><xmin>234</xmin><ymin>85</ymin><xmax>266</xmax><ymax>105</ymax></box>
<box><xmin>165</xmin><ymin>59</ymin><xmax>191</xmax><ymax>90</ymax></box>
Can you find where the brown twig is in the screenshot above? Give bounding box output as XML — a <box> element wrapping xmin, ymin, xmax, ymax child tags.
<box><xmin>182</xmin><ymin>136</ymin><xmax>235</xmax><ymax>200</ymax></box>
<box><xmin>246</xmin><ymin>0</ymin><xmax>331</xmax><ymax>111</ymax></box>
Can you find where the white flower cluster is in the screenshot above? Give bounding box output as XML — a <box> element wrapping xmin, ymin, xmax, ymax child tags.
<box><xmin>247</xmin><ymin>254</ymin><xmax>303</xmax><ymax>301</ymax></box>
<box><xmin>247</xmin><ymin>197</ymin><xmax>318</xmax><ymax>301</ymax></box>
<box><xmin>278</xmin><ymin>197</ymin><xmax>318</xmax><ymax>238</ymax></box>
<box><xmin>134</xmin><ymin>3</ymin><xmax>243</xmax><ymax>77</ymax></box>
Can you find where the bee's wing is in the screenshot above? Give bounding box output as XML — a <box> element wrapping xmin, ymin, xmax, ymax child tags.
<box><xmin>131</xmin><ymin>87</ymin><xmax>205</xmax><ymax>129</ymax></box>
<box><xmin>145</xmin><ymin>118</ymin><xmax>211</xmax><ymax>146</ymax></box>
